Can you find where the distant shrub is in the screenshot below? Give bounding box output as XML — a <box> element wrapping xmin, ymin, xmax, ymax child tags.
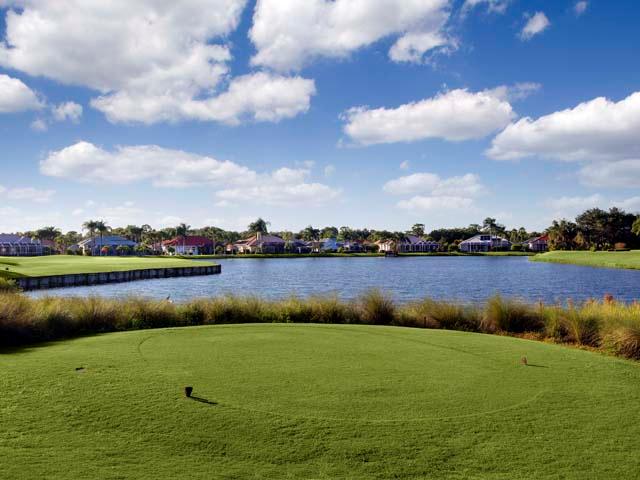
<box><xmin>447</xmin><ymin>244</ymin><xmax>458</xmax><ymax>253</ymax></box>
<box><xmin>511</xmin><ymin>244</ymin><xmax>522</xmax><ymax>252</ymax></box>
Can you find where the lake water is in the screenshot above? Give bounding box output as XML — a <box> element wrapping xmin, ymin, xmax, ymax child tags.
<box><xmin>26</xmin><ymin>256</ymin><xmax>640</xmax><ymax>304</ymax></box>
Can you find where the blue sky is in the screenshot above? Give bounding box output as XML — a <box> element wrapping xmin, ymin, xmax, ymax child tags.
<box><xmin>1</xmin><ymin>0</ymin><xmax>639</xmax><ymax>234</ymax></box>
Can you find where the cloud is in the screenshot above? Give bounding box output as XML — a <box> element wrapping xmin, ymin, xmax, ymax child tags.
<box><xmin>0</xmin><ymin>2</ymin><xmax>310</xmax><ymax>125</ymax></box>
<box><xmin>52</xmin><ymin>102</ymin><xmax>83</xmax><ymax>123</ymax></box>
<box><xmin>574</xmin><ymin>1</ymin><xmax>588</xmax><ymax>16</ymax></box>
<box><xmin>40</xmin><ymin>141</ymin><xmax>257</xmax><ymax>187</ymax></box>
<box><xmin>0</xmin><ymin>74</ymin><xmax>43</xmax><ymax>113</ymax></box>
<box><xmin>0</xmin><ymin>185</ymin><xmax>55</xmax><ymax>203</ymax></box>
<box><xmin>30</xmin><ymin>118</ymin><xmax>47</xmax><ymax>132</ymax></box>
<box><xmin>488</xmin><ymin>91</ymin><xmax>640</xmax><ymax>188</ymax></box>
<box><xmin>613</xmin><ymin>196</ymin><xmax>640</xmax><ymax>212</ymax></box>
<box><xmin>545</xmin><ymin>194</ymin><xmax>604</xmax><ymax>212</ymax></box>
<box><xmin>384</xmin><ymin>173</ymin><xmax>484</xmax><ymax>196</ymax></box>
<box><xmin>461</xmin><ymin>0</ymin><xmax>510</xmax><ymax>15</ymax></box>
<box><xmin>324</xmin><ymin>165</ymin><xmax>336</xmax><ymax>177</ymax></box>
<box><xmin>249</xmin><ymin>0</ymin><xmax>454</xmax><ymax>70</ymax></box>
<box><xmin>579</xmin><ymin>160</ymin><xmax>640</xmax><ymax>188</ymax></box>
<box><xmin>92</xmin><ymin>72</ymin><xmax>316</xmax><ymax>125</ymax></box>
<box><xmin>384</xmin><ymin>172</ymin><xmax>485</xmax><ymax>212</ymax></box>
<box><xmin>400</xmin><ymin>161</ymin><xmax>410</xmax><ymax>170</ymax></box>
<box><xmin>483</xmin><ymin>82</ymin><xmax>541</xmax><ymax>102</ymax></box>
<box><xmin>40</xmin><ymin>141</ymin><xmax>340</xmax><ymax>207</ymax></box>
<box><xmin>519</xmin><ymin>12</ymin><xmax>550</xmax><ymax>40</ymax></box>
<box><xmin>342</xmin><ymin>88</ymin><xmax>515</xmax><ymax>146</ymax></box>
<box><xmin>398</xmin><ymin>195</ymin><xmax>474</xmax><ymax>211</ymax></box>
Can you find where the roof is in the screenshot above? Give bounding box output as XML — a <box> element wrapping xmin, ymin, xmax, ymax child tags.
<box><xmin>460</xmin><ymin>234</ymin><xmax>511</xmax><ymax>244</ymax></box>
<box><xmin>163</xmin><ymin>236</ymin><xmax>214</xmax><ymax>247</ymax></box>
<box><xmin>238</xmin><ymin>234</ymin><xmax>285</xmax><ymax>246</ymax></box>
<box><xmin>0</xmin><ymin>234</ymin><xmax>39</xmax><ymax>244</ymax></box>
<box><xmin>78</xmin><ymin>235</ymin><xmax>137</xmax><ymax>247</ymax></box>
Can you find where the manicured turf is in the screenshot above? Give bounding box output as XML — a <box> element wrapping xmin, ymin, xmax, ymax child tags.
<box><xmin>2</xmin><ymin>324</ymin><xmax>639</xmax><ymax>479</ymax></box>
<box><xmin>531</xmin><ymin>250</ymin><xmax>640</xmax><ymax>270</ymax></box>
<box><xmin>0</xmin><ymin>256</ymin><xmax>215</xmax><ymax>278</ymax></box>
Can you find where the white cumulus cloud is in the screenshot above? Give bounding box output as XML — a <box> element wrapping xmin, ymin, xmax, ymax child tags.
<box><xmin>0</xmin><ymin>1</ymin><xmax>312</xmax><ymax>124</ymax></box>
<box><xmin>384</xmin><ymin>172</ymin><xmax>485</xmax><ymax>212</ymax></box>
<box><xmin>488</xmin><ymin>91</ymin><xmax>640</xmax><ymax>188</ymax></box>
<box><xmin>250</xmin><ymin>0</ymin><xmax>454</xmax><ymax>71</ymax></box>
<box><xmin>52</xmin><ymin>101</ymin><xmax>83</xmax><ymax>123</ymax></box>
<box><xmin>342</xmin><ymin>88</ymin><xmax>515</xmax><ymax>146</ymax></box>
<box><xmin>0</xmin><ymin>74</ymin><xmax>42</xmax><ymax>113</ymax></box>
<box><xmin>519</xmin><ymin>12</ymin><xmax>550</xmax><ymax>40</ymax></box>
<box><xmin>40</xmin><ymin>141</ymin><xmax>340</xmax><ymax>207</ymax></box>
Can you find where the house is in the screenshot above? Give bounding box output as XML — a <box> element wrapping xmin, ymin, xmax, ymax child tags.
<box><xmin>311</xmin><ymin>237</ymin><xmax>340</xmax><ymax>253</ymax></box>
<box><xmin>523</xmin><ymin>234</ymin><xmax>549</xmax><ymax>252</ymax></box>
<box><xmin>287</xmin><ymin>239</ymin><xmax>312</xmax><ymax>254</ymax></box>
<box><xmin>459</xmin><ymin>234</ymin><xmax>511</xmax><ymax>252</ymax></box>
<box><xmin>162</xmin><ymin>236</ymin><xmax>214</xmax><ymax>255</ymax></box>
<box><xmin>0</xmin><ymin>234</ymin><xmax>44</xmax><ymax>256</ymax></box>
<box><xmin>377</xmin><ymin>235</ymin><xmax>439</xmax><ymax>253</ymax></box>
<box><xmin>232</xmin><ymin>232</ymin><xmax>286</xmax><ymax>254</ymax></box>
<box><xmin>77</xmin><ymin>235</ymin><xmax>137</xmax><ymax>256</ymax></box>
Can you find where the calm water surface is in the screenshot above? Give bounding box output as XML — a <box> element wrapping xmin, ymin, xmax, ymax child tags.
<box><xmin>27</xmin><ymin>256</ymin><xmax>640</xmax><ymax>304</ymax></box>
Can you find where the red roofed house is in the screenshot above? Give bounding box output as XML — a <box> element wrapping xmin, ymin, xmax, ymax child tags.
<box><xmin>162</xmin><ymin>236</ymin><xmax>214</xmax><ymax>255</ymax></box>
<box><xmin>523</xmin><ymin>234</ymin><xmax>549</xmax><ymax>252</ymax></box>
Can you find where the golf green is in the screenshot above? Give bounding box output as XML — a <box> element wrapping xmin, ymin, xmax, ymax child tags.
<box><xmin>2</xmin><ymin>324</ymin><xmax>640</xmax><ymax>479</ymax></box>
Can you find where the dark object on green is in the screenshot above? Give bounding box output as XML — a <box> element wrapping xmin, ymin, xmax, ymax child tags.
<box><xmin>184</xmin><ymin>386</ymin><xmax>193</xmax><ymax>397</ymax></box>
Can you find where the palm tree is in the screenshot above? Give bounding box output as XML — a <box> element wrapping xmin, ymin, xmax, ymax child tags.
<box><xmin>247</xmin><ymin>218</ymin><xmax>269</xmax><ymax>235</ymax></box>
<box><xmin>95</xmin><ymin>220</ymin><xmax>110</xmax><ymax>256</ymax></box>
<box><xmin>82</xmin><ymin>220</ymin><xmax>98</xmax><ymax>254</ymax></box>
<box><xmin>175</xmin><ymin>223</ymin><xmax>191</xmax><ymax>254</ymax></box>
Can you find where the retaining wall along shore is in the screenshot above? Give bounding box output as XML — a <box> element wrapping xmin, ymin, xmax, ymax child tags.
<box><xmin>15</xmin><ymin>265</ymin><xmax>221</xmax><ymax>291</ymax></box>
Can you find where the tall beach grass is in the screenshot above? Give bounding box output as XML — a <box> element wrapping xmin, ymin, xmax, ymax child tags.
<box><xmin>1</xmin><ymin>290</ymin><xmax>639</xmax><ymax>360</ymax></box>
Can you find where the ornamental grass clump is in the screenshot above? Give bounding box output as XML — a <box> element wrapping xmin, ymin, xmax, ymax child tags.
<box><xmin>400</xmin><ymin>299</ymin><xmax>481</xmax><ymax>332</ymax></box>
<box><xmin>482</xmin><ymin>295</ymin><xmax>544</xmax><ymax>333</ymax></box>
<box><xmin>560</xmin><ymin>300</ymin><xmax>601</xmax><ymax>346</ymax></box>
<box><xmin>0</xmin><ymin>278</ymin><xmax>19</xmax><ymax>293</ymax></box>
<box><xmin>359</xmin><ymin>289</ymin><xmax>396</xmax><ymax>325</ymax></box>
<box><xmin>121</xmin><ymin>297</ymin><xmax>180</xmax><ymax>330</ymax></box>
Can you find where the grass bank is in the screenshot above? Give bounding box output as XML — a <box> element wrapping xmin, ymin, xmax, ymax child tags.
<box><xmin>531</xmin><ymin>250</ymin><xmax>640</xmax><ymax>270</ymax></box>
<box><xmin>1</xmin><ymin>291</ymin><xmax>639</xmax><ymax>361</ymax></box>
<box><xmin>2</xmin><ymin>323</ymin><xmax>640</xmax><ymax>479</ymax></box>
<box><xmin>0</xmin><ymin>255</ymin><xmax>215</xmax><ymax>279</ymax></box>
<box><xmin>181</xmin><ymin>251</ymin><xmax>534</xmax><ymax>259</ymax></box>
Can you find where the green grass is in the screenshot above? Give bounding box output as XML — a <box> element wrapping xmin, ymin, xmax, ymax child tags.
<box><xmin>531</xmin><ymin>250</ymin><xmax>640</xmax><ymax>270</ymax></box>
<box><xmin>0</xmin><ymin>256</ymin><xmax>215</xmax><ymax>278</ymax></box>
<box><xmin>2</xmin><ymin>323</ymin><xmax>639</xmax><ymax>479</ymax></box>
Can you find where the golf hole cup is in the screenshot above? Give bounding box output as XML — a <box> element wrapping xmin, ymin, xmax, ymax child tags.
<box><xmin>185</xmin><ymin>386</ymin><xmax>193</xmax><ymax>398</ymax></box>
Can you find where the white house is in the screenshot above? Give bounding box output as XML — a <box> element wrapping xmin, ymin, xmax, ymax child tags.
<box><xmin>459</xmin><ymin>234</ymin><xmax>511</xmax><ymax>252</ymax></box>
<box><xmin>377</xmin><ymin>235</ymin><xmax>439</xmax><ymax>253</ymax></box>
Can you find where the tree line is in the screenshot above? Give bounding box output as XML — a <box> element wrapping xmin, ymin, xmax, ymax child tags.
<box><xmin>17</xmin><ymin>208</ymin><xmax>640</xmax><ymax>253</ymax></box>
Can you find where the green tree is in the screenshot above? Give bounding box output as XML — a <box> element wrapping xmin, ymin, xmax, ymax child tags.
<box><xmin>34</xmin><ymin>226</ymin><xmax>61</xmax><ymax>242</ymax></box>
<box><xmin>411</xmin><ymin>223</ymin><xmax>425</xmax><ymax>237</ymax></box>
<box><xmin>320</xmin><ymin>226</ymin><xmax>338</xmax><ymax>239</ymax></box>
<box><xmin>300</xmin><ymin>225</ymin><xmax>320</xmax><ymax>241</ymax></box>
<box><xmin>247</xmin><ymin>218</ymin><xmax>269</xmax><ymax>234</ymax></box>
<box><xmin>633</xmin><ymin>216</ymin><xmax>640</xmax><ymax>236</ymax></box>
